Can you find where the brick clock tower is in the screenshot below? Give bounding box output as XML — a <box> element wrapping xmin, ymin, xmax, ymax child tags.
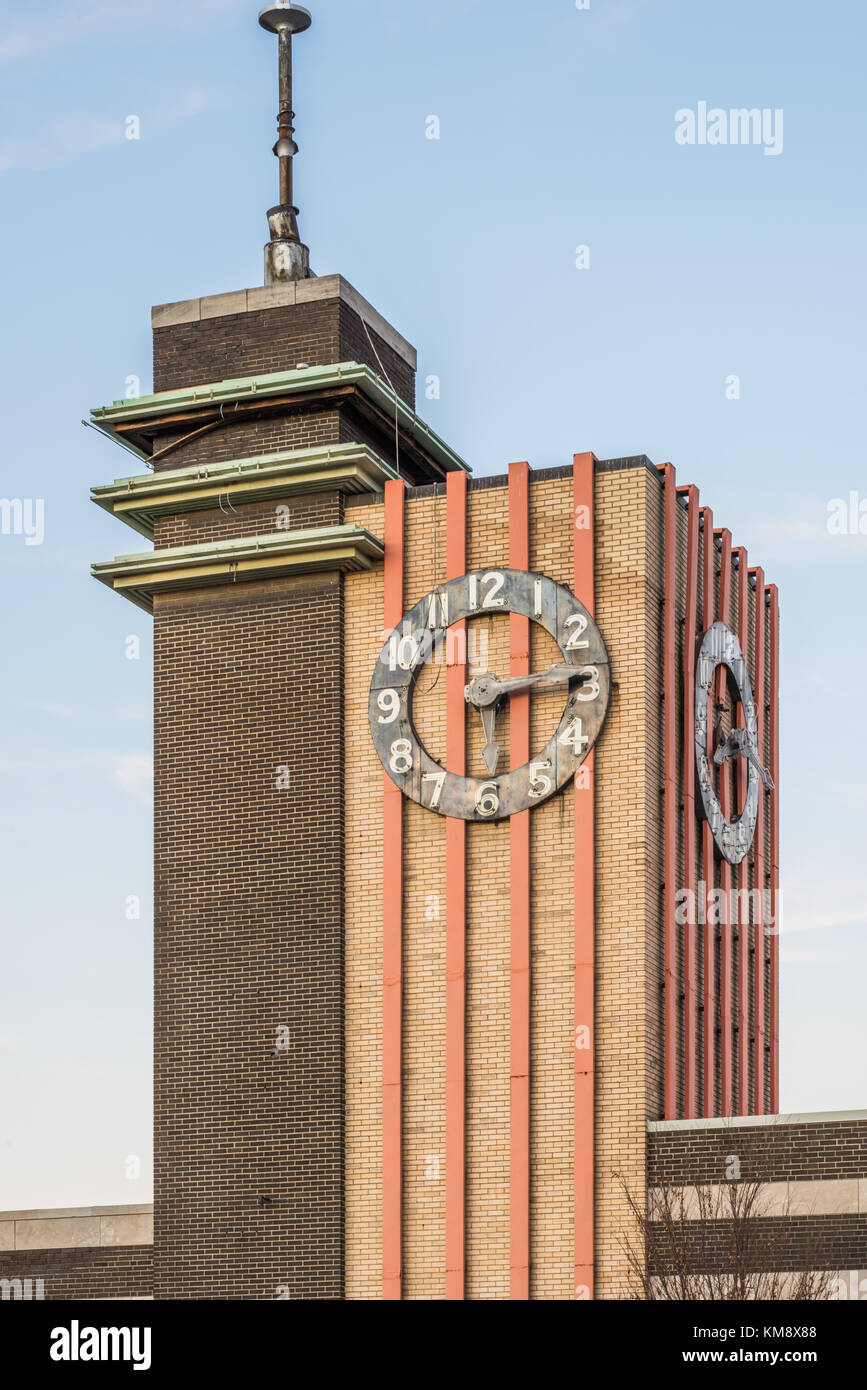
<box><xmin>89</xmin><ymin>4</ymin><xmax>780</xmax><ymax>1299</ymax></box>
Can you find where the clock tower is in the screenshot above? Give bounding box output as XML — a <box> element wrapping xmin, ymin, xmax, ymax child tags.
<box><xmin>90</xmin><ymin>3</ymin><xmax>780</xmax><ymax>1299</ymax></box>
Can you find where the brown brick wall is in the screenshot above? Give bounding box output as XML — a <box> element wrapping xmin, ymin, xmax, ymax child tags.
<box><xmin>649</xmin><ymin>1118</ymin><xmax>867</xmax><ymax>1185</ymax></box>
<box><xmin>651</xmin><ymin>1216</ymin><xmax>867</xmax><ymax>1275</ymax></box>
<box><xmin>154</xmin><ymin>299</ymin><xmax>414</xmax><ymax>406</ymax></box>
<box><xmin>153</xmin><ymin>492</ymin><xmax>342</xmax><ymax>550</ymax></box>
<box><xmin>145</xmin><ymin>288</ymin><xmax>414</xmax><ymax>1302</ymax></box>
<box><xmin>153</xmin><ymin>573</ymin><xmax>344</xmax><ymax>1300</ymax></box>
<box><xmin>0</xmin><ymin>1248</ymin><xmax>152</xmax><ymax>1300</ymax></box>
<box><xmin>152</xmin><ymin>410</ymin><xmax>347</xmax><ymax>474</ymax></box>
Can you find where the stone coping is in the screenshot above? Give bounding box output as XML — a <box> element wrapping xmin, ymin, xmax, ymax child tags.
<box><xmin>0</xmin><ymin>1205</ymin><xmax>153</xmax><ymax>1221</ymax></box>
<box><xmin>0</xmin><ymin>1205</ymin><xmax>154</xmax><ymax>1252</ymax></box>
<box><xmin>648</xmin><ymin>1109</ymin><xmax>867</xmax><ymax>1132</ymax></box>
<box><xmin>151</xmin><ymin>274</ymin><xmax>418</xmax><ymax>371</ymax></box>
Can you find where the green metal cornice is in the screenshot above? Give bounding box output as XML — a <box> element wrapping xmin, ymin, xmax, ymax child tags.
<box><xmin>89</xmin><ymin>361</ymin><xmax>470</xmax><ymax>477</ymax></box>
<box><xmin>91</xmin><ymin>524</ymin><xmax>384</xmax><ymax>613</ymax></box>
<box><xmin>91</xmin><ymin>443</ymin><xmax>399</xmax><ymax>541</ymax></box>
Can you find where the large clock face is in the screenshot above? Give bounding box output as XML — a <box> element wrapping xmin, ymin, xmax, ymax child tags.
<box><xmin>369</xmin><ymin>568</ymin><xmax>610</xmax><ymax>822</ymax></box>
<box><xmin>695</xmin><ymin>621</ymin><xmax>773</xmax><ymax>865</ymax></box>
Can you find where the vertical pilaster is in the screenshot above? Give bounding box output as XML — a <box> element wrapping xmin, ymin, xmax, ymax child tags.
<box><xmin>716</xmin><ymin>529</ymin><xmax>734</xmax><ymax>1116</ymax></box>
<box><xmin>445</xmin><ymin>472</ymin><xmax>467</xmax><ymax>1300</ymax></box>
<box><xmin>700</xmin><ymin>507</ymin><xmax>716</xmax><ymax>1117</ymax></box>
<box><xmin>680</xmin><ymin>486</ymin><xmax>700</xmax><ymax>1119</ymax></box>
<box><xmin>662</xmin><ymin>464</ymin><xmax>678</xmax><ymax>1118</ymax></box>
<box><xmin>573</xmin><ymin>451</ymin><xmax>596</xmax><ymax>1297</ymax></box>
<box><xmin>768</xmin><ymin>585</ymin><xmax>781</xmax><ymax>1113</ymax></box>
<box><xmin>751</xmin><ymin>567</ymin><xmax>766</xmax><ymax>1117</ymax></box>
<box><xmin>382</xmin><ymin>478</ymin><xmax>406</xmax><ymax>1299</ymax></box>
<box><xmin>735</xmin><ymin>548</ymin><xmax>750</xmax><ymax>1115</ymax></box>
<box><xmin>509</xmin><ymin>460</ymin><xmax>531</xmax><ymax>1301</ymax></box>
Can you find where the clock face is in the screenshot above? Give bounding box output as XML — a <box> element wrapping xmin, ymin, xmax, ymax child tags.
<box><xmin>695</xmin><ymin>621</ymin><xmax>763</xmax><ymax>865</ymax></box>
<box><xmin>369</xmin><ymin>568</ymin><xmax>610</xmax><ymax>822</ymax></box>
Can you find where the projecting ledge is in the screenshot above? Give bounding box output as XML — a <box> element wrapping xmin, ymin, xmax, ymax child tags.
<box><xmin>90</xmin><ymin>442</ymin><xmax>399</xmax><ymax>541</ymax></box>
<box><xmin>91</xmin><ymin>524</ymin><xmax>384</xmax><ymax>613</ymax></box>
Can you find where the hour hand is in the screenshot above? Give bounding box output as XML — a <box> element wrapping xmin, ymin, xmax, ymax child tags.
<box><xmin>714</xmin><ymin>728</ymin><xmax>775</xmax><ymax>791</ymax></box>
<box><xmin>480</xmin><ymin>706</ymin><xmax>501</xmax><ymax>775</ymax></box>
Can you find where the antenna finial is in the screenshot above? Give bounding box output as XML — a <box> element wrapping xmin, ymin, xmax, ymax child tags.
<box><xmin>259</xmin><ymin>4</ymin><xmax>313</xmax><ymax>284</ymax></box>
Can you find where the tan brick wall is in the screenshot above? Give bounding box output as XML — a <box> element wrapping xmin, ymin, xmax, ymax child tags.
<box><xmin>594</xmin><ymin>465</ymin><xmax>662</xmax><ymax>1297</ymax></box>
<box><xmin>343</xmin><ymin>462</ymin><xmax>665</xmax><ymax>1299</ymax></box>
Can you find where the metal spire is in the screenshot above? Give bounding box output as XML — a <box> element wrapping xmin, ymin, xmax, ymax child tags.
<box><xmin>259</xmin><ymin>3</ymin><xmax>312</xmax><ymax>285</ymax></box>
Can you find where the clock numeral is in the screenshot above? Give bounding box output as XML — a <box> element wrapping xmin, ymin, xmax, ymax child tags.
<box><xmin>534</xmin><ymin>578</ymin><xmax>543</xmax><ymax>618</ymax></box>
<box><xmin>573</xmin><ymin>666</ymin><xmax>601</xmax><ymax>702</ymax></box>
<box><xmin>423</xmin><ymin>771</ymin><xmax>446</xmax><ymax>808</ymax></box>
<box><xmin>475</xmin><ymin>782</ymin><xmax>500</xmax><ymax>817</ymax></box>
<box><xmin>469</xmin><ymin>572</ymin><xmax>505</xmax><ymax>611</ymax></box>
<box><xmin>565</xmin><ymin>613</ymin><xmax>590</xmax><ymax>650</ymax></box>
<box><xmin>481</xmin><ymin>571</ymin><xmax>505</xmax><ymax>607</ymax></box>
<box><xmin>528</xmin><ymin>759</ymin><xmax>553</xmax><ymax>798</ymax></box>
<box><xmin>388</xmin><ymin>630</ymin><xmax>422</xmax><ymax>672</ymax></box>
<box><xmin>559</xmin><ymin>717</ymin><xmax>590</xmax><ymax>755</ymax></box>
<box><xmin>389</xmin><ymin>738</ymin><xmax>415</xmax><ymax>775</ymax></box>
<box><xmin>377</xmin><ymin>689</ymin><xmax>401</xmax><ymax>724</ymax></box>
<box><xmin>427</xmin><ymin>592</ymin><xmax>448</xmax><ymax>629</ymax></box>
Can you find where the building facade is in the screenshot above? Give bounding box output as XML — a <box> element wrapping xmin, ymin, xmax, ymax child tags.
<box><xmin>2</xmin><ymin>6</ymin><xmax>864</xmax><ymax>1303</ymax></box>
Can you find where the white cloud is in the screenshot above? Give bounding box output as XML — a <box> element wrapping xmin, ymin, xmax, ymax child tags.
<box><xmin>0</xmin><ymin>114</ymin><xmax>123</xmax><ymax>175</ymax></box>
<box><xmin>746</xmin><ymin>513</ymin><xmax>867</xmax><ymax>566</ymax></box>
<box><xmin>0</xmin><ymin>750</ymin><xmax>153</xmax><ymax>808</ymax></box>
<box><xmin>0</xmin><ymin>1</ymin><xmax>247</xmax><ymax>64</ymax></box>
<box><xmin>111</xmin><ymin>754</ymin><xmax>154</xmax><ymax>809</ymax></box>
<box><xmin>780</xmin><ymin>946</ymin><xmax>849</xmax><ymax>966</ymax></box>
<box><xmin>779</xmin><ymin>874</ymin><xmax>867</xmax><ymax>936</ymax></box>
<box><xmin>0</xmin><ymin>88</ymin><xmax>208</xmax><ymax>175</ymax></box>
<box><xmin>30</xmin><ymin>701</ymin><xmax>151</xmax><ymax>724</ymax></box>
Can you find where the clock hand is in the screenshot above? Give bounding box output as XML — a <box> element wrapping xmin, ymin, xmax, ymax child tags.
<box><xmin>713</xmin><ymin>728</ymin><xmax>775</xmax><ymax>792</ymax></box>
<box><xmin>465</xmin><ymin>664</ymin><xmax>591</xmax><ymax>709</ymax></box>
<box><xmin>480</xmin><ymin>706</ymin><xmax>502</xmax><ymax>776</ymax></box>
<box><xmin>465</xmin><ymin>665</ymin><xmax>592</xmax><ymax>776</ymax></box>
<box><xmin>744</xmin><ymin>742</ymin><xmax>775</xmax><ymax>792</ymax></box>
<box><xmin>713</xmin><ymin>729</ymin><xmax>740</xmax><ymax>765</ymax></box>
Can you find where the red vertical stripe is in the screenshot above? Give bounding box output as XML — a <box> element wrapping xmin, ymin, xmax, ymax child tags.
<box><xmin>715</xmin><ymin>529</ymin><xmax>733</xmax><ymax>1116</ymax></box>
<box><xmin>445</xmin><ymin>472</ymin><xmax>467</xmax><ymax>1299</ymax></box>
<box><xmin>735</xmin><ymin>548</ymin><xmax>750</xmax><ymax>1115</ymax></box>
<box><xmin>662</xmin><ymin>464</ymin><xmax>679</xmax><ymax>1118</ymax></box>
<box><xmin>509</xmin><ymin>460</ymin><xmax>531</xmax><ymax>1301</ymax></box>
<box><xmin>680</xmin><ymin>486</ymin><xmax>700</xmax><ymax>1119</ymax></box>
<box><xmin>768</xmin><ymin>584</ymin><xmax>781</xmax><ymax>1113</ymax></box>
<box><xmin>751</xmin><ymin>568</ymin><xmax>766</xmax><ymax>1116</ymax></box>
<box><xmin>573</xmin><ymin>452</ymin><xmax>596</xmax><ymax>1298</ymax></box>
<box><xmin>382</xmin><ymin>478</ymin><xmax>406</xmax><ymax>1299</ymax></box>
<box><xmin>701</xmin><ymin>508</ymin><xmax>716</xmax><ymax>1117</ymax></box>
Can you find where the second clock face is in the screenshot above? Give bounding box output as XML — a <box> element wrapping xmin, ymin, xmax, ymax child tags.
<box><xmin>695</xmin><ymin>621</ymin><xmax>761</xmax><ymax>864</ymax></box>
<box><xmin>369</xmin><ymin>568</ymin><xmax>610</xmax><ymax>821</ymax></box>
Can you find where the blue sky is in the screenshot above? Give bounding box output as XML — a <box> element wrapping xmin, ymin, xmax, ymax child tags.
<box><xmin>0</xmin><ymin>0</ymin><xmax>865</xmax><ymax>1209</ymax></box>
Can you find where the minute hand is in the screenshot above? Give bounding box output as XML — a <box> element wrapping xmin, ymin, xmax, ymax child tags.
<box><xmin>485</xmin><ymin>664</ymin><xmax>592</xmax><ymax>699</ymax></box>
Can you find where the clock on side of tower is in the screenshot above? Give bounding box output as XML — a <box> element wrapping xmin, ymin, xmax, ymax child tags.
<box><xmin>369</xmin><ymin>568</ymin><xmax>610</xmax><ymax>821</ymax></box>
